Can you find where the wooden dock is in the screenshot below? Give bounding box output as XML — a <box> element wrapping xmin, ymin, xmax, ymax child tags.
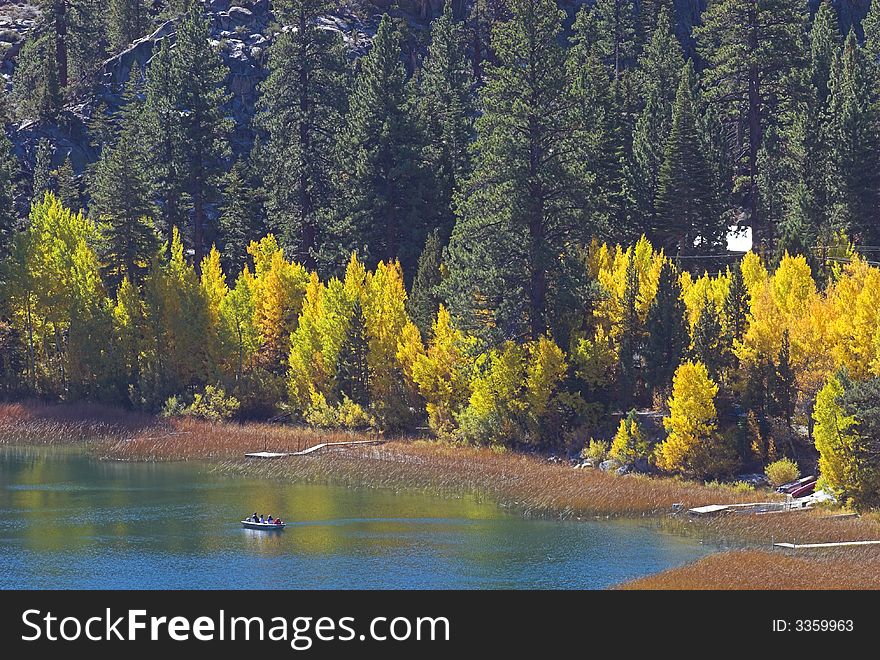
<box><xmin>245</xmin><ymin>439</ymin><xmax>384</xmax><ymax>459</ymax></box>
<box><xmin>289</xmin><ymin>439</ymin><xmax>383</xmax><ymax>455</ymax></box>
<box><xmin>244</xmin><ymin>451</ymin><xmax>291</xmax><ymax>459</ymax></box>
<box><xmin>687</xmin><ymin>498</ymin><xmax>814</xmax><ymax>517</ymax></box>
<box><xmin>774</xmin><ymin>540</ymin><xmax>880</xmax><ymax>550</ymax></box>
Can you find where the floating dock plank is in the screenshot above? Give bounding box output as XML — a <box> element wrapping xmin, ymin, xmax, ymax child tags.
<box><xmin>688</xmin><ymin>500</ymin><xmax>812</xmax><ymax>517</ymax></box>
<box><xmin>289</xmin><ymin>439</ymin><xmax>383</xmax><ymax>456</ymax></box>
<box><xmin>774</xmin><ymin>540</ymin><xmax>880</xmax><ymax>550</ymax></box>
<box><xmin>688</xmin><ymin>504</ymin><xmax>731</xmax><ymax>516</ymax></box>
<box><xmin>246</xmin><ymin>439</ymin><xmax>384</xmax><ymax>459</ymax></box>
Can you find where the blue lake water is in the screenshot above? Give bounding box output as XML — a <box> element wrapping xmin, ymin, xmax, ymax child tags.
<box><xmin>0</xmin><ymin>446</ymin><xmax>716</xmax><ymax>589</ymax></box>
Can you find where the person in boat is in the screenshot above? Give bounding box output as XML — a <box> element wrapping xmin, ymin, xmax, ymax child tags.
<box><xmin>252</xmin><ymin>512</ymin><xmax>258</xmax><ymax>522</ymax></box>
<box><xmin>259</xmin><ymin>515</ymin><xmax>265</xmax><ymax>523</ymax></box>
<box><xmin>267</xmin><ymin>515</ymin><xmax>274</xmax><ymax>524</ymax></box>
<box><xmin>274</xmin><ymin>518</ymin><xmax>282</xmax><ymax>525</ymax></box>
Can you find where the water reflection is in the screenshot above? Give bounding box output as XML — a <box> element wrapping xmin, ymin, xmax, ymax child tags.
<box><xmin>0</xmin><ymin>446</ymin><xmax>718</xmax><ymax>589</ymax></box>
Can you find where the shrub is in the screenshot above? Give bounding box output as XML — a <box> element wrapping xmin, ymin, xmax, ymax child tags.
<box><xmin>765</xmin><ymin>458</ymin><xmax>800</xmax><ymax>487</ymax></box>
<box><xmin>609</xmin><ymin>410</ymin><xmax>649</xmax><ymax>464</ymax></box>
<box><xmin>303</xmin><ymin>389</ymin><xmax>373</xmax><ymax>430</ymax></box>
<box><xmin>581</xmin><ymin>439</ymin><xmax>609</xmax><ymax>465</ymax></box>
<box><xmin>162</xmin><ymin>386</ymin><xmax>240</xmax><ymax>421</ymax></box>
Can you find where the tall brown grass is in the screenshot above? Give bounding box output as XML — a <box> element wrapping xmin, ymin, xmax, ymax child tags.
<box><xmin>219</xmin><ymin>440</ymin><xmax>769</xmax><ymax>517</ymax></box>
<box><xmin>619</xmin><ymin>548</ymin><xmax>880</xmax><ymax>589</ymax></box>
<box><xmin>0</xmin><ymin>402</ymin><xmax>378</xmax><ymax>460</ymax></box>
<box><xmin>0</xmin><ymin>402</ymin><xmax>762</xmax><ymax>517</ymax></box>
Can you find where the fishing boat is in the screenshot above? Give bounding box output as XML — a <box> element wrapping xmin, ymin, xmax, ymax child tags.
<box><xmin>241</xmin><ymin>520</ymin><xmax>286</xmax><ymax>530</ymax></box>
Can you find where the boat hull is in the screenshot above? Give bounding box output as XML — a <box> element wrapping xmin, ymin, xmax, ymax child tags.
<box><xmin>241</xmin><ymin>521</ymin><xmax>286</xmax><ymax>530</ymax></box>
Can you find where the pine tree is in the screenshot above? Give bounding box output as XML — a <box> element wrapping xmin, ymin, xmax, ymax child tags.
<box><xmin>653</xmin><ymin>62</ymin><xmax>720</xmax><ymax>256</ymax></box>
<box><xmin>631</xmin><ymin>8</ymin><xmax>684</xmax><ymax>226</ymax></box>
<box><xmin>88</xmin><ymin>101</ymin><xmax>116</xmax><ymax>151</ymax></box>
<box><xmin>691</xmin><ymin>296</ymin><xmax>724</xmax><ymax>382</ymax></box>
<box><xmin>406</xmin><ymin>229</ymin><xmax>443</xmax><ymax>338</ymax></box>
<box><xmin>218</xmin><ymin>158</ymin><xmax>263</xmax><ymax>275</ymax></box>
<box><xmin>777</xmin><ymin>100</ymin><xmax>827</xmax><ymax>257</ymax></box>
<box><xmin>444</xmin><ymin>0</ymin><xmax>588</xmax><ymax>342</ymax></box>
<box><xmin>568</xmin><ymin>6</ymin><xmax>634</xmax><ymax>243</ymax></box>
<box><xmin>91</xmin><ymin>95</ymin><xmax>158</xmax><ymax>290</ymax></box>
<box><xmin>644</xmin><ymin>260</ymin><xmax>688</xmax><ymax>397</ymax></box>
<box><xmin>109</xmin><ymin>0</ymin><xmax>151</xmax><ymax>50</ymax></box>
<box><xmin>35</xmin><ymin>0</ymin><xmax>70</xmax><ymax>89</ymax></box>
<box><xmin>697</xmin><ymin>0</ymin><xmax>808</xmax><ymax>250</ymax></box>
<box><xmin>770</xmin><ymin>328</ymin><xmax>796</xmax><ymax>431</ymax></box>
<box><xmin>0</xmin><ymin>133</ymin><xmax>18</xmax><ymax>262</ymax></box>
<box><xmin>12</xmin><ymin>35</ymin><xmax>62</xmax><ymax>120</ymax></box>
<box><xmin>466</xmin><ymin>0</ymin><xmax>508</xmax><ymax>85</ymax></box>
<box><xmin>722</xmin><ymin>262</ymin><xmax>749</xmax><ymax>364</ymax></box>
<box><xmin>416</xmin><ymin>4</ymin><xmax>475</xmax><ymax>240</ymax></box>
<box><xmin>336</xmin><ymin>299</ymin><xmax>371</xmax><ymax>406</ymax></box>
<box><xmin>256</xmin><ymin>0</ymin><xmax>349</xmax><ymax>270</ymax></box>
<box><xmin>54</xmin><ymin>155</ymin><xmax>80</xmax><ymax>211</ymax></box>
<box><xmin>334</xmin><ymin>15</ymin><xmax>427</xmax><ymax>274</ymax></box>
<box><xmin>810</xmin><ymin>0</ymin><xmax>841</xmax><ymax>105</ymax></box>
<box><xmin>66</xmin><ymin>0</ymin><xmax>107</xmax><ymax>87</ymax></box>
<box><xmin>826</xmin><ymin>32</ymin><xmax>880</xmax><ymax>246</ymax></box>
<box><xmin>0</xmin><ymin>85</ymin><xmax>11</xmax><ymax>125</ymax></box>
<box><xmin>172</xmin><ymin>1</ymin><xmax>231</xmax><ymax>266</ymax></box>
<box><xmin>32</xmin><ymin>139</ymin><xmax>54</xmax><ymax>204</ymax></box>
<box><xmin>863</xmin><ymin>0</ymin><xmax>880</xmax><ymax>66</ymax></box>
<box><xmin>592</xmin><ymin>0</ymin><xmax>639</xmax><ymax>80</ymax></box>
<box><xmin>37</xmin><ymin>0</ymin><xmax>107</xmax><ymax>92</ymax></box>
<box><xmin>143</xmin><ymin>38</ymin><xmax>186</xmax><ymax>240</ymax></box>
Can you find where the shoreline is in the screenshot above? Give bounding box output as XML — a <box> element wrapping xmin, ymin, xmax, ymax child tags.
<box><xmin>2</xmin><ymin>402</ymin><xmax>880</xmax><ymax>589</ymax></box>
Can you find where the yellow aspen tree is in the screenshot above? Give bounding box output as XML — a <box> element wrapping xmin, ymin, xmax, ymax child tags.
<box><xmin>247</xmin><ymin>235</ymin><xmax>308</xmax><ymax>371</ymax></box>
<box><xmin>589</xmin><ymin>236</ymin><xmax>665</xmax><ymax>345</ymax></box>
<box><xmin>523</xmin><ymin>336</ymin><xmax>567</xmax><ymax>433</ymax></box>
<box><xmin>112</xmin><ymin>276</ymin><xmax>147</xmax><ymax>393</ymax></box>
<box><xmin>826</xmin><ymin>257</ymin><xmax>880</xmax><ymax>380</ymax></box>
<box><xmin>164</xmin><ymin>227</ymin><xmax>214</xmax><ymax>388</ymax></box>
<box><xmin>410</xmin><ymin>305</ymin><xmax>472</xmax><ymax>434</ymax></box>
<box><xmin>220</xmin><ymin>267</ymin><xmax>258</xmax><ymax>383</ymax></box>
<box><xmin>657</xmin><ymin>360</ymin><xmax>735</xmax><ymax>478</ymax></box>
<box><xmin>812</xmin><ymin>374</ymin><xmax>866</xmax><ymax>505</ymax></box>
<box><xmin>200</xmin><ymin>246</ymin><xmax>229</xmax><ymax>373</ymax></box>
<box><xmin>459</xmin><ymin>337</ymin><xmax>566</xmax><ymax>446</ymax></box>
<box><xmin>680</xmin><ymin>270</ymin><xmax>729</xmax><ymax>330</ymax></box>
<box><xmin>737</xmin><ymin>253</ymin><xmax>816</xmax><ymax>374</ymax></box>
<box><xmin>5</xmin><ymin>194</ymin><xmax>106</xmax><ymax>394</ymax></box>
<box><xmin>288</xmin><ymin>272</ymin><xmax>328</xmax><ymax>408</ymax></box>
<box><xmin>362</xmin><ymin>260</ymin><xmax>411</xmax><ymax>424</ymax></box>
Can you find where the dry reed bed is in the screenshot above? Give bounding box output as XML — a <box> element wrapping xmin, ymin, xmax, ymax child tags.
<box><xmin>0</xmin><ymin>402</ymin><xmax>761</xmax><ymax>517</ymax></box>
<box><xmin>0</xmin><ymin>402</ymin><xmax>376</xmax><ymax>461</ymax></box>
<box><xmin>217</xmin><ymin>441</ymin><xmax>763</xmax><ymax>517</ymax></box>
<box><xmin>673</xmin><ymin>508</ymin><xmax>880</xmax><ymax>546</ymax></box>
<box><xmin>619</xmin><ymin>549</ymin><xmax>880</xmax><ymax>589</ymax></box>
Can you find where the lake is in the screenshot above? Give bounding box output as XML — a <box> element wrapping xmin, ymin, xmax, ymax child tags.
<box><xmin>0</xmin><ymin>446</ymin><xmax>717</xmax><ymax>589</ymax></box>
